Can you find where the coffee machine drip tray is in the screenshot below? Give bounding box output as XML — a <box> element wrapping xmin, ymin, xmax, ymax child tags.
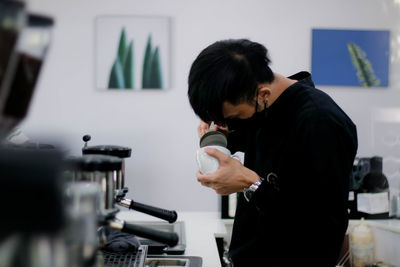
<box><xmin>100</xmin><ymin>245</ymin><xmax>148</xmax><ymax>267</ymax></box>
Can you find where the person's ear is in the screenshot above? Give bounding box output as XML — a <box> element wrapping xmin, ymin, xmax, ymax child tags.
<box><xmin>257</xmin><ymin>86</ymin><xmax>271</xmax><ymax>102</ymax></box>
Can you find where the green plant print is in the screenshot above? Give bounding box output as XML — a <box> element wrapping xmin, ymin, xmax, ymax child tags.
<box><xmin>148</xmin><ymin>46</ymin><xmax>162</xmax><ymax>88</ymax></box>
<box><xmin>142</xmin><ymin>34</ymin><xmax>163</xmax><ymax>89</ymax></box>
<box><xmin>108</xmin><ymin>57</ymin><xmax>125</xmax><ymax>89</ymax></box>
<box><xmin>118</xmin><ymin>27</ymin><xmax>127</xmax><ymax>61</ymax></box>
<box><xmin>347</xmin><ymin>42</ymin><xmax>380</xmax><ymax>87</ymax></box>
<box><xmin>142</xmin><ymin>34</ymin><xmax>153</xmax><ymax>88</ymax></box>
<box><xmin>108</xmin><ymin>27</ymin><xmax>134</xmax><ymax>89</ymax></box>
<box><xmin>123</xmin><ymin>41</ymin><xmax>134</xmax><ymax>89</ymax></box>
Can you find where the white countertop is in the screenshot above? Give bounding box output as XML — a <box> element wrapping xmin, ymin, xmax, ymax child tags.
<box><xmin>116</xmin><ymin>211</ymin><xmax>400</xmax><ymax>267</ymax></box>
<box><xmin>349</xmin><ymin>218</ymin><xmax>400</xmax><ymax>266</ymax></box>
<box><xmin>117</xmin><ymin>211</ymin><xmax>226</xmax><ymax>267</ymax></box>
<box><xmin>350</xmin><ymin>218</ymin><xmax>400</xmax><ymax>234</ymax></box>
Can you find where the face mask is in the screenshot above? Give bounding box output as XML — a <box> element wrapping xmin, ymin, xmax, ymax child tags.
<box><xmin>225</xmin><ymin>102</ymin><xmax>268</xmax><ymax>133</ymax></box>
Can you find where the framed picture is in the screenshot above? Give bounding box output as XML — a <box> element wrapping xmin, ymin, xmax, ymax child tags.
<box><xmin>311</xmin><ymin>29</ymin><xmax>390</xmax><ymax>87</ymax></box>
<box><xmin>96</xmin><ymin>15</ymin><xmax>170</xmax><ymax>90</ymax></box>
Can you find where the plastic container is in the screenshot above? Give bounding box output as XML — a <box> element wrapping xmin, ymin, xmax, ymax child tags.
<box><xmin>350</xmin><ymin>218</ymin><xmax>375</xmax><ymax>267</ymax></box>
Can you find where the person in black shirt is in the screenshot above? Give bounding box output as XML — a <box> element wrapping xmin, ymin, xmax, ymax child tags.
<box><xmin>188</xmin><ymin>39</ymin><xmax>357</xmax><ymax>266</ymax></box>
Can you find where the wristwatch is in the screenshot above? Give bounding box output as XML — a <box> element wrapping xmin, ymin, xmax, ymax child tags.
<box><xmin>243</xmin><ymin>177</ymin><xmax>264</xmax><ymax>202</ymax></box>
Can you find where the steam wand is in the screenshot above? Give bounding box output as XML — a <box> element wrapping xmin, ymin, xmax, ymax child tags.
<box><xmin>98</xmin><ymin>209</ymin><xmax>179</xmax><ymax>247</ymax></box>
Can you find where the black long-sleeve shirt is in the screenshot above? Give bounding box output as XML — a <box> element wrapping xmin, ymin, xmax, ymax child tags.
<box><xmin>227</xmin><ymin>72</ymin><xmax>358</xmax><ymax>267</ymax></box>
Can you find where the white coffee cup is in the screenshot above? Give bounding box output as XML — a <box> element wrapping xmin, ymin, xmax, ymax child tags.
<box><xmin>196</xmin><ymin>145</ymin><xmax>231</xmax><ymax>174</ymax></box>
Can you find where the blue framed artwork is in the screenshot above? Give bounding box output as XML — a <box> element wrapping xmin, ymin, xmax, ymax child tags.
<box><xmin>311</xmin><ymin>29</ymin><xmax>390</xmax><ymax>87</ymax></box>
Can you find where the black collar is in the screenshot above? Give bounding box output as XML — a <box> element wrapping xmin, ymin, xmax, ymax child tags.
<box><xmin>288</xmin><ymin>71</ymin><xmax>314</xmax><ymax>86</ymax></box>
<box><xmin>269</xmin><ymin>71</ymin><xmax>314</xmax><ymax>113</ymax></box>
<box><xmin>260</xmin><ymin>71</ymin><xmax>315</xmax><ymax>129</ymax></box>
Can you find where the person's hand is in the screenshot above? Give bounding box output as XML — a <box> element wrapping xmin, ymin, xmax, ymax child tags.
<box><xmin>197</xmin><ymin>120</ymin><xmax>213</xmax><ymax>139</ymax></box>
<box><xmin>197</xmin><ymin>120</ymin><xmax>229</xmax><ymax>139</ymax></box>
<box><xmin>197</xmin><ymin>148</ymin><xmax>259</xmax><ymax>195</ymax></box>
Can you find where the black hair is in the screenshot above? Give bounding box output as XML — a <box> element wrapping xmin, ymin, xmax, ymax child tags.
<box><xmin>188</xmin><ymin>39</ymin><xmax>274</xmax><ymax>123</ymax></box>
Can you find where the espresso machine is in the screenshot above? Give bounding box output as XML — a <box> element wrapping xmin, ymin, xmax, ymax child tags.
<box><xmin>0</xmin><ymin>2</ymin><xmax>182</xmax><ymax>266</ymax></box>
<box><xmin>81</xmin><ymin>134</ymin><xmax>178</xmax><ymax>224</ymax></box>
<box><xmin>0</xmin><ymin>2</ymin><xmax>73</xmax><ymax>266</ymax></box>
<box><xmin>65</xmin><ymin>154</ymin><xmax>179</xmax><ymax>247</ymax></box>
<box><xmin>0</xmin><ymin>146</ymin><xmax>102</xmax><ymax>267</ymax></box>
<box><xmin>0</xmin><ymin>2</ymin><xmax>117</xmax><ymax>266</ymax></box>
<box><xmin>55</xmin><ymin>135</ymin><xmax>181</xmax><ymax>266</ymax></box>
<box><xmin>0</xmin><ymin>1</ymin><xmax>53</xmax><ymax>141</ymax></box>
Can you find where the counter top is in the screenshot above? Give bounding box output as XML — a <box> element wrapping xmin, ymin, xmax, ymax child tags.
<box><xmin>349</xmin><ymin>218</ymin><xmax>400</xmax><ymax>266</ymax></box>
<box><xmin>349</xmin><ymin>218</ymin><xmax>400</xmax><ymax>234</ymax></box>
<box><xmin>116</xmin><ymin>211</ymin><xmax>400</xmax><ymax>267</ymax></box>
<box><xmin>117</xmin><ymin>211</ymin><xmax>226</xmax><ymax>267</ymax></box>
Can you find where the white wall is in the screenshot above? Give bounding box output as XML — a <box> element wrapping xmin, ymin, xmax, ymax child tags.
<box><xmin>21</xmin><ymin>0</ymin><xmax>400</xmax><ymax>211</ymax></box>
